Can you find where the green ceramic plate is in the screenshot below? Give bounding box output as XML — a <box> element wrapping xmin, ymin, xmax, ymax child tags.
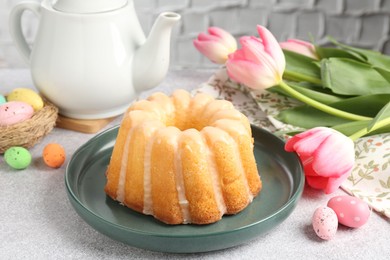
<box><xmin>65</xmin><ymin>125</ymin><xmax>304</xmax><ymax>253</ymax></box>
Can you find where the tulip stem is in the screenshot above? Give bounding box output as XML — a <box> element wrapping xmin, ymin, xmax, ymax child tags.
<box><xmin>277</xmin><ymin>81</ymin><xmax>372</xmax><ymax>121</ymax></box>
<box><xmin>348</xmin><ymin>117</ymin><xmax>390</xmax><ymax>141</ymax></box>
<box><xmin>283</xmin><ymin>70</ymin><xmax>322</xmax><ymax>85</ymax></box>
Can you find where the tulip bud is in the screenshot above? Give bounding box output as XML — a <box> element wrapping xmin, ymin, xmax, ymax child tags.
<box><xmin>226</xmin><ymin>25</ymin><xmax>286</xmax><ymax>90</ymax></box>
<box><xmin>285</xmin><ymin>127</ymin><xmax>355</xmax><ymax>194</ymax></box>
<box><xmin>279</xmin><ymin>39</ymin><xmax>319</xmax><ymax>60</ymax></box>
<box><xmin>193</xmin><ymin>27</ymin><xmax>237</xmax><ymax>64</ymax></box>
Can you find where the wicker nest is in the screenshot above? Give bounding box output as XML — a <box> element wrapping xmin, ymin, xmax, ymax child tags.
<box><xmin>0</xmin><ymin>100</ymin><xmax>58</xmax><ymax>154</ymax></box>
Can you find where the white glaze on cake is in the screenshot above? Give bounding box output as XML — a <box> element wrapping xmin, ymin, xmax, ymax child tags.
<box><xmin>105</xmin><ymin>89</ymin><xmax>262</xmax><ymax>225</ymax></box>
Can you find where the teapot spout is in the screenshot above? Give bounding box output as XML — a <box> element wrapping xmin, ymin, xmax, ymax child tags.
<box><xmin>132</xmin><ymin>12</ymin><xmax>180</xmax><ymax>92</ymax></box>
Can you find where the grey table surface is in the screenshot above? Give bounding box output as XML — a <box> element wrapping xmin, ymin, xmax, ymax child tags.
<box><xmin>0</xmin><ymin>69</ymin><xmax>389</xmax><ymax>260</ymax></box>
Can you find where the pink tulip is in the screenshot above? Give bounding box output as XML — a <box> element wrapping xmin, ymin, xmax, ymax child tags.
<box><xmin>285</xmin><ymin>127</ymin><xmax>355</xmax><ymax>194</ymax></box>
<box><xmin>279</xmin><ymin>39</ymin><xmax>319</xmax><ymax>60</ymax></box>
<box><xmin>193</xmin><ymin>27</ymin><xmax>237</xmax><ymax>64</ymax></box>
<box><xmin>226</xmin><ymin>25</ymin><xmax>285</xmax><ymax>90</ymax></box>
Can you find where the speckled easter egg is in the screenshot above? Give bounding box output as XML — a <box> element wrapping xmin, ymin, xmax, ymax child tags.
<box><xmin>0</xmin><ymin>101</ymin><xmax>34</xmax><ymax>126</ymax></box>
<box><xmin>312</xmin><ymin>206</ymin><xmax>338</xmax><ymax>240</ymax></box>
<box><xmin>7</xmin><ymin>88</ymin><xmax>44</xmax><ymax>111</ymax></box>
<box><xmin>0</xmin><ymin>95</ymin><xmax>6</xmax><ymax>105</ymax></box>
<box><xmin>327</xmin><ymin>195</ymin><xmax>370</xmax><ymax>228</ymax></box>
<box><xmin>4</xmin><ymin>146</ymin><xmax>32</xmax><ymax>170</ymax></box>
<box><xmin>42</xmin><ymin>143</ymin><xmax>66</xmax><ymax>168</ymax></box>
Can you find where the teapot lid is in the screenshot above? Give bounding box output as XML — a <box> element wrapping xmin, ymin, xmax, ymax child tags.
<box><xmin>53</xmin><ymin>0</ymin><xmax>127</xmax><ymax>13</ymax></box>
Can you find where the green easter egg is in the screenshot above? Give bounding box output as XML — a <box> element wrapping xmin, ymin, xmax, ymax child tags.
<box><xmin>0</xmin><ymin>95</ymin><xmax>6</xmax><ymax>105</ymax></box>
<box><xmin>4</xmin><ymin>146</ymin><xmax>32</xmax><ymax>170</ymax></box>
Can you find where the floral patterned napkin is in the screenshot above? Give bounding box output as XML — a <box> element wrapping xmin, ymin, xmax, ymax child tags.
<box><xmin>196</xmin><ymin>68</ymin><xmax>390</xmax><ymax>218</ymax></box>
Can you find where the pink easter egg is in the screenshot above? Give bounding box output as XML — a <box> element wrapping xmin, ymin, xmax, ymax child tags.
<box><xmin>327</xmin><ymin>195</ymin><xmax>370</xmax><ymax>228</ymax></box>
<box><xmin>0</xmin><ymin>101</ymin><xmax>34</xmax><ymax>126</ymax></box>
<box><xmin>312</xmin><ymin>206</ymin><xmax>338</xmax><ymax>240</ymax></box>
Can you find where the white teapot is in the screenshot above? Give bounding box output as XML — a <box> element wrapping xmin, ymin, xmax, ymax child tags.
<box><xmin>9</xmin><ymin>0</ymin><xmax>180</xmax><ymax>119</ymax></box>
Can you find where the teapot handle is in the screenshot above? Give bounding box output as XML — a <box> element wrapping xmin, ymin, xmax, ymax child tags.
<box><xmin>9</xmin><ymin>2</ymin><xmax>41</xmax><ymax>65</ymax></box>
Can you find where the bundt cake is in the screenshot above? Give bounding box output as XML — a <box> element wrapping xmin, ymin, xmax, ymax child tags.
<box><xmin>105</xmin><ymin>89</ymin><xmax>262</xmax><ymax>225</ymax></box>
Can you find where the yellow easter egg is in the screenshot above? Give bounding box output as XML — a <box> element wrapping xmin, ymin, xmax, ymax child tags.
<box><xmin>7</xmin><ymin>88</ymin><xmax>44</xmax><ymax>111</ymax></box>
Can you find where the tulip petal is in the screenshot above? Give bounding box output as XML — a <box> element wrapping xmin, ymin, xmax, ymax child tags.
<box><xmin>285</xmin><ymin>127</ymin><xmax>328</xmax><ymax>151</ymax></box>
<box><xmin>312</xmin><ymin>132</ymin><xmax>355</xmax><ymax>177</ymax></box>
<box><xmin>193</xmin><ymin>40</ymin><xmax>229</xmax><ymax>64</ymax></box>
<box><xmin>257</xmin><ymin>25</ymin><xmax>286</xmax><ymax>74</ymax></box>
<box><xmin>225</xmin><ymin>26</ymin><xmax>285</xmax><ymax>89</ymax></box>
<box><xmin>240</xmin><ymin>36</ymin><xmax>281</xmax><ymax>80</ymax></box>
<box><xmin>306</xmin><ymin>175</ymin><xmax>328</xmax><ymax>190</ymax></box>
<box><xmin>306</xmin><ymin>173</ymin><xmax>348</xmax><ymax>194</ymax></box>
<box><xmin>286</xmin><ymin>127</ymin><xmax>331</xmax><ymax>156</ymax></box>
<box><xmin>279</xmin><ymin>39</ymin><xmax>319</xmax><ymax>60</ymax></box>
<box><xmin>239</xmin><ymin>36</ymin><xmax>265</xmax><ymax>60</ymax></box>
<box><xmin>285</xmin><ymin>127</ymin><xmax>355</xmax><ymax>194</ymax></box>
<box><xmin>194</xmin><ymin>27</ymin><xmax>237</xmax><ymax>64</ymax></box>
<box><xmin>302</xmin><ymin>158</ymin><xmax>317</xmax><ymax>176</ymax></box>
<box><xmin>233</xmin><ymin>42</ymin><xmax>276</xmax><ymax>81</ymax></box>
<box><xmin>324</xmin><ymin>174</ymin><xmax>350</xmax><ymax>194</ymax></box>
<box><xmin>197</xmin><ymin>32</ymin><xmax>220</xmax><ymax>42</ymax></box>
<box><xmin>288</xmin><ymin>126</ymin><xmax>327</xmax><ymax>140</ymax></box>
<box><xmin>287</xmin><ymin>39</ymin><xmax>313</xmax><ymax>48</ymax></box>
<box><xmin>226</xmin><ymin>59</ymin><xmax>279</xmax><ymax>89</ymax></box>
<box><xmin>208</xmin><ymin>27</ymin><xmax>237</xmax><ymax>50</ymax></box>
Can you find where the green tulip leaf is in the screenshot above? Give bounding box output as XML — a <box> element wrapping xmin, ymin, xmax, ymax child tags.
<box><xmin>332</xmin><ymin>120</ymin><xmax>372</xmax><ymax>136</ymax></box>
<box><xmin>315</xmin><ymin>46</ymin><xmax>365</xmax><ymax>61</ymax></box>
<box><xmin>329</xmin><ymin>94</ymin><xmax>390</xmax><ymax>117</ymax></box>
<box><xmin>271</xmin><ymin>82</ymin><xmax>345</xmax><ymax>104</ymax></box>
<box><xmin>367</xmin><ymin>101</ymin><xmax>390</xmax><ymax>131</ymax></box>
<box><xmin>332</xmin><ymin>120</ymin><xmax>390</xmax><ymax>137</ymax></box>
<box><xmin>276</xmin><ymin>106</ymin><xmax>351</xmax><ymax>128</ymax></box>
<box><xmin>275</xmin><ymin>94</ymin><xmax>390</xmax><ymax>128</ymax></box>
<box><xmin>365</xmin><ymin>53</ymin><xmax>390</xmax><ymax>69</ymax></box>
<box><xmin>374</xmin><ymin>66</ymin><xmax>390</xmax><ymax>84</ymax></box>
<box><xmin>328</xmin><ymin>37</ymin><xmax>390</xmax><ymax>69</ymax></box>
<box><xmin>282</xmin><ymin>49</ymin><xmax>321</xmax><ymax>84</ymax></box>
<box><xmin>321</xmin><ymin>58</ymin><xmax>390</xmax><ymax>95</ymax></box>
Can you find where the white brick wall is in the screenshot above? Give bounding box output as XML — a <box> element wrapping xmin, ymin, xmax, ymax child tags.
<box><xmin>2</xmin><ymin>0</ymin><xmax>390</xmax><ymax>69</ymax></box>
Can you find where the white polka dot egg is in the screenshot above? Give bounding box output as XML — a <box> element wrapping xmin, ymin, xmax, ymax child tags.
<box><xmin>312</xmin><ymin>206</ymin><xmax>338</xmax><ymax>240</ymax></box>
<box><xmin>327</xmin><ymin>195</ymin><xmax>370</xmax><ymax>228</ymax></box>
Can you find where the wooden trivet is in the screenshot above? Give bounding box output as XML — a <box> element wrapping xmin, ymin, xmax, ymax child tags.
<box><xmin>56</xmin><ymin>115</ymin><xmax>117</xmax><ymax>134</ymax></box>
